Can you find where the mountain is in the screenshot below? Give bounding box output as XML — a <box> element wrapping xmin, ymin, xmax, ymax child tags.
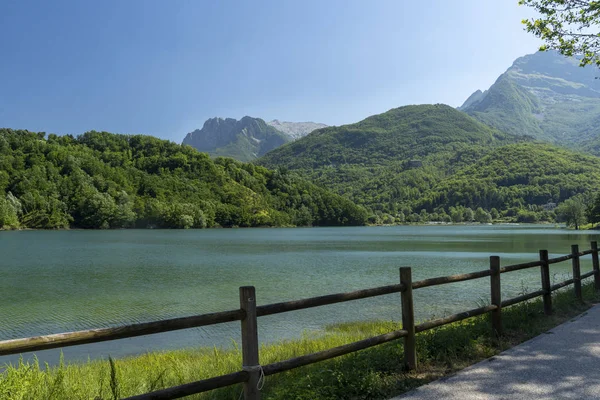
<box><xmin>259</xmin><ymin>104</ymin><xmax>518</xmax><ymax>169</ymax></box>
<box><xmin>181</xmin><ymin>117</ymin><xmax>328</xmax><ymax>162</ymax></box>
<box><xmin>182</xmin><ymin>116</ymin><xmax>291</xmax><ymax>162</ymax></box>
<box><xmin>459</xmin><ymin>51</ymin><xmax>600</xmax><ymax>152</ymax></box>
<box><xmin>0</xmin><ymin>129</ymin><xmax>367</xmax><ymax>229</ymax></box>
<box><xmin>265</xmin><ymin>120</ymin><xmax>328</xmax><ymax>140</ymax></box>
<box><xmin>257</xmin><ymin>104</ymin><xmax>528</xmax><ymax>214</ymax></box>
<box><xmin>258</xmin><ymin>103</ymin><xmax>600</xmax><ymax>221</ymax></box>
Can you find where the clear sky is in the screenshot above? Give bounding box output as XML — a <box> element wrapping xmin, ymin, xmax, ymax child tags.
<box><xmin>0</xmin><ymin>0</ymin><xmax>541</xmax><ymax>142</ymax></box>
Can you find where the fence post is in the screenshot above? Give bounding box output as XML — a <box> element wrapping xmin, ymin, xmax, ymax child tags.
<box><xmin>539</xmin><ymin>250</ymin><xmax>552</xmax><ymax>315</ymax></box>
<box><xmin>490</xmin><ymin>256</ymin><xmax>502</xmax><ymax>338</ymax></box>
<box><xmin>571</xmin><ymin>245</ymin><xmax>582</xmax><ymax>302</ymax></box>
<box><xmin>400</xmin><ymin>267</ymin><xmax>416</xmax><ymax>371</ymax></box>
<box><xmin>240</xmin><ymin>286</ymin><xmax>261</xmax><ymax>400</ymax></box>
<box><xmin>592</xmin><ymin>241</ymin><xmax>600</xmax><ymax>291</ymax></box>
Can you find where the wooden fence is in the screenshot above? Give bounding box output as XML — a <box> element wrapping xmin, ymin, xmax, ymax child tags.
<box><xmin>1</xmin><ymin>241</ymin><xmax>599</xmax><ymax>400</ymax></box>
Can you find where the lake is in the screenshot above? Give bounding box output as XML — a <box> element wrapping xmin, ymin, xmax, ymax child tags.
<box><xmin>1</xmin><ymin>225</ymin><xmax>598</xmax><ymax>365</ymax></box>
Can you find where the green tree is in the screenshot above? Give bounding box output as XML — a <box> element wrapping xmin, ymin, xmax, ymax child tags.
<box><xmin>520</xmin><ymin>0</ymin><xmax>600</xmax><ymax>66</ymax></box>
<box><xmin>475</xmin><ymin>207</ymin><xmax>492</xmax><ymax>223</ymax></box>
<box><xmin>382</xmin><ymin>213</ymin><xmax>395</xmax><ymax>224</ymax></box>
<box><xmin>490</xmin><ymin>208</ymin><xmax>500</xmax><ymax>220</ymax></box>
<box><xmin>556</xmin><ymin>197</ymin><xmax>587</xmax><ymax>229</ymax></box>
<box><xmin>463</xmin><ymin>207</ymin><xmax>474</xmax><ymax>222</ymax></box>
<box><xmin>396</xmin><ymin>212</ymin><xmax>405</xmax><ymax>223</ymax></box>
<box><xmin>450</xmin><ymin>208</ymin><xmax>463</xmax><ymax>223</ymax></box>
<box><xmin>0</xmin><ymin>195</ymin><xmax>20</xmax><ymax>228</ymax></box>
<box><xmin>588</xmin><ymin>193</ymin><xmax>600</xmax><ymax>227</ymax></box>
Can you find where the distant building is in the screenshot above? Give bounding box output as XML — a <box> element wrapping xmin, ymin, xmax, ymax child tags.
<box><xmin>542</xmin><ymin>202</ymin><xmax>557</xmax><ymax>211</ymax></box>
<box><xmin>407</xmin><ymin>160</ymin><xmax>423</xmax><ymax>168</ymax></box>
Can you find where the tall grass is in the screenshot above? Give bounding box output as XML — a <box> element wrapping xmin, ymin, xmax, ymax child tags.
<box><xmin>1</xmin><ymin>283</ymin><xmax>599</xmax><ymax>400</ymax></box>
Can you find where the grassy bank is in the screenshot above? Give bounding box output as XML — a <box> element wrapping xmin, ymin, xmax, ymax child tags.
<box><xmin>2</xmin><ymin>283</ymin><xmax>599</xmax><ymax>400</ymax></box>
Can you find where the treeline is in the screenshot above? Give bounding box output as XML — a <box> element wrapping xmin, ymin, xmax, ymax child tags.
<box><xmin>0</xmin><ymin>129</ymin><xmax>367</xmax><ymax>230</ymax></box>
<box><xmin>368</xmin><ymin>204</ymin><xmax>556</xmax><ymax>225</ymax></box>
<box><xmin>554</xmin><ymin>192</ymin><xmax>600</xmax><ymax>230</ymax></box>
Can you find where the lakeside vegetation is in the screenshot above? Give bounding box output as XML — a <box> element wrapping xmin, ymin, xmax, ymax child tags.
<box><xmin>2</xmin><ymin>282</ymin><xmax>598</xmax><ymax>399</ymax></box>
<box><xmin>0</xmin><ymin>129</ymin><xmax>367</xmax><ymax>230</ymax></box>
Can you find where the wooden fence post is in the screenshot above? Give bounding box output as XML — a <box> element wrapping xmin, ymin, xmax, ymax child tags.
<box><xmin>539</xmin><ymin>250</ymin><xmax>552</xmax><ymax>315</ymax></box>
<box><xmin>571</xmin><ymin>245</ymin><xmax>582</xmax><ymax>302</ymax></box>
<box><xmin>490</xmin><ymin>256</ymin><xmax>502</xmax><ymax>337</ymax></box>
<box><xmin>400</xmin><ymin>267</ymin><xmax>416</xmax><ymax>371</ymax></box>
<box><xmin>592</xmin><ymin>241</ymin><xmax>600</xmax><ymax>291</ymax></box>
<box><xmin>240</xmin><ymin>286</ymin><xmax>261</xmax><ymax>400</ymax></box>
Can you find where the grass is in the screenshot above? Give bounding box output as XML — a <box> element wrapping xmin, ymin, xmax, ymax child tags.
<box><xmin>1</xmin><ymin>283</ymin><xmax>600</xmax><ymax>400</ymax></box>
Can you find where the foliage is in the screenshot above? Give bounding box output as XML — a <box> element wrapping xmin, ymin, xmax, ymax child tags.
<box><xmin>587</xmin><ymin>192</ymin><xmax>600</xmax><ymax>226</ymax></box>
<box><xmin>520</xmin><ymin>0</ymin><xmax>600</xmax><ymax>67</ymax></box>
<box><xmin>555</xmin><ymin>195</ymin><xmax>588</xmax><ymax>229</ymax></box>
<box><xmin>0</xmin><ymin>129</ymin><xmax>367</xmax><ymax>229</ymax></box>
<box><xmin>0</xmin><ymin>193</ymin><xmax>20</xmax><ymax>229</ymax></box>
<box><xmin>416</xmin><ymin>143</ymin><xmax>600</xmax><ymax>216</ymax></box>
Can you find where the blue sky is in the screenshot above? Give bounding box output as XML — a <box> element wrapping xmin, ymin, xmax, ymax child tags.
<box><xmin>0</xmin><ymin>1</ymin><xmax>540</xmax><ymax>142</ymax></box>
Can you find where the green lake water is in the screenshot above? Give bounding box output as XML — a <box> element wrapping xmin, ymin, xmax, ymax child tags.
<box><xmin>1</xmin><ymin>225</ymin><xmax>598</xmax><ymax>365</ymax></box>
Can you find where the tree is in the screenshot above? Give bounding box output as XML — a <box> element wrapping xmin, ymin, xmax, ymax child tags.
<box><xmin>490</xmin><ymin>208</ymin><xmax>500</xmax><ymax>220</ymax></box>
<box><xmin>588</xmin><ymin>192</ymin><xmax>600</xmax><ymax>227</ymax></box>
<box><xmin>520</xmin><ymin>0</ymin><xmax>600</xmax><ymax>66</ymax></box>
<box><xmin>556</xmin><ymin>197</ymin><xmax>587</xmax><ymax>229</ymax></box>
<box><xmin>450</xmin><ymin>208</ymin><xmax>463</xmax><ymax>223</ymax></box>
<box><xmin>475</xmin><ymin>207</ymin><xmax>493</xmax><ymax>223</ymax></box>
<box><xmin>463</xmin><ymin>207</ymin><xmax>474</xmax><ymax>222</ymax></box>
<box><xmin>0</xmin><ymin>195</ymin><xmax>20</xmax><ymax>229</ymax></box>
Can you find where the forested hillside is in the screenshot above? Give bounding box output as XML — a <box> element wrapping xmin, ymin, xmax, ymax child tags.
<box><xmin>257</xmin><ymin>104</ymin><xmax>600</xmax><ymax>222</ymax></box>
<box><xmin>416</xmin><ymin>143</ymin><xmax>600</xmax><ymax>215</ymax></box>
<box><xmin>0</xmin><ymin>129</ymin><xmax>367</xmax><ymax>229</ymax></box>
<box><xmin>259</xmin><ymin>104</ymin><xmax>514</xmax><ymax>169</ymax></box>
<box><xmin>258</xmin><ymin>104</ymin><xmax>527</xmax><ymax>215</ymax></box>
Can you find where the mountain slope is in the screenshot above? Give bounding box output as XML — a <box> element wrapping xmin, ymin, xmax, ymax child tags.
<box><xmin>259</xmin><ymin>104</ymin><xmax>516</xmax><ymax>170</ymax></box>
<box><xmin>266</xmin><ymin>120</ymin><xmax>327</xmax><ymax>140</ymax></box>
<box><xmin>460</xmin><ymin>51</ymin><xmax>600</xmax><ymax>151</ymax></box>
<box><xmin>0</xmin><ymin>129</ymin><xmax>367</xmax><ymax>229</ymax></box>
<box><xmin>257</xmin><ymin>104</ymin><xmax>528</xmax><ymax>214</ymax></box>
<box><xmin>182</xmin><ymin>116</ymin><xmax>291</xmax><ymax>162</ymax></box>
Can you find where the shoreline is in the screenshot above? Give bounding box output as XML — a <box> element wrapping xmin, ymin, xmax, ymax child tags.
<box><xmin>2</xmin><ymin>283</ymin><xmax>598</xmax><ymax>399</ymax></box>
<box><xmin>0</xmin><ymin>221</ymin><xmax>569</xmax><ymax>232</ymax></box>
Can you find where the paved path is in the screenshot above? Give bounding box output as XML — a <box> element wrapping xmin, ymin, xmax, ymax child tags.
<box><xmin>392</xmin><ymin>304</ymin><xmax>600</xmax><ymax>400</ymax></box>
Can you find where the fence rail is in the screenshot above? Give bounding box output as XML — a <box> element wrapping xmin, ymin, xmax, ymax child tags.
<box><xmin>1</xmin><ymin>241</ymin><xmax>599</xmax><ymax>400</ymax></box>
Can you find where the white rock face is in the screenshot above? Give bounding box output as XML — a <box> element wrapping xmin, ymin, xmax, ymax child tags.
<box><xmin>266</xmin><ymin>120</ymin><xmax>328</xmax><ymax>140</ymax></box>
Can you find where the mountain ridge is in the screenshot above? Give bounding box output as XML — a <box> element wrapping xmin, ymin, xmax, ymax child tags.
<box><xmin>257</xmin><ymin>104</ymin><xmax>538</xmax><ymax>216</ymax></box>
<box><xmin>266</xmin><ymin>120</ymin><xmax>327</xmax><ymax>140</ymax></box>
<box><xmin>460</xmin><ymin>50</ymin><xmax>600</xmax><ymax>152</ymax></box>
<box><xmin>182</xmin><ymin>116</ymin><xmax>290</xmax><ymax>162</ymax></box>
